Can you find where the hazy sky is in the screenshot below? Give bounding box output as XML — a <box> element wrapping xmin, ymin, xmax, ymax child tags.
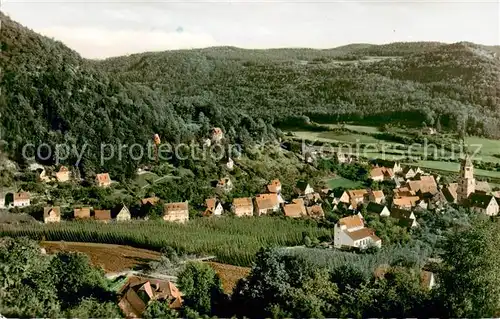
<box><xmin>2</xmin><ymin>0</ymin><xmax>499</xmax><ymax>59</ymax></box>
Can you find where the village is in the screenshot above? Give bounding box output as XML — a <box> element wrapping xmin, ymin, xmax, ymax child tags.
<box><xmin>2</xmin><ymin>126</ymin><xmax>497</xmax><ymax>253</ymax></box>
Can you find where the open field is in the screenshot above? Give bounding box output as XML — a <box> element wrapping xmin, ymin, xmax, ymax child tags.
<box><xmin>407</xmin><ymin>161</ymin><xmax>500</xmax><ymax>179</ymax></box>
<box><xmin>41</xmin><ymin>241</ymin><xmax>161</xmax><ymax>272</ymax></box>
<box><xmin>465</xmin><ymin>136</ymin><xmax>500</xmax><ymax>157</ymax></box>
<box><xmin>1</xmin><ymin>218</ymin><xmax>330</xmax><ymax>266</ymax></box>
<box><xmin>326</xmin><ymin>176</ymin><xmax>364</xmax><ymax>189</ymax></box>
<box><xmin>293</xmin><ymin>131</ymin><xmax>384</xmax><ymax>144</ymax></box>
<box><xmin>323</xmin><ymin>124</ymin><xmax>380</xmax><ymax>134</ymax></box>
<box><xmin>39</xmin><ymin>241</ymin><xmax>250</xmax><ymax>293</ymax></box>
<box><xmin>207</xmin><ymin>261</ymin><xmax>251</xmax><ymax>293</ymax></box>
<box><xmin>133</xmin><ymin>172</ymin><xmax>160</xmax><ymax>188</ymax></box>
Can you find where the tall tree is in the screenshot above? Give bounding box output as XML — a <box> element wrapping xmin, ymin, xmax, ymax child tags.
<box><xmin>438</xmin><ymin>220</ymin><xmax>500</xmax><ymax>317</ymax></box>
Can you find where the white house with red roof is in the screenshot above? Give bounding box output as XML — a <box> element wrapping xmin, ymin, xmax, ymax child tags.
<box><xmin>334</xmin><ymin>215</ymin><xmax>382</xmax><ymax>249</ymax></box>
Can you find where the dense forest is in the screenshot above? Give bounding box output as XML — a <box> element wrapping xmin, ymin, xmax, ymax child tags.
<box><xmin>2</xmin><ymin>12</ymin><xmax>500</xmax><ymax>178</ymax></box>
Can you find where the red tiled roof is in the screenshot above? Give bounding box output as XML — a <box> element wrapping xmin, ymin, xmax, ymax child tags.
<box><xmin>59</xmin><ymin>166</ymin><xmax>69</xmax><ymax>172</ymax></box>
<box><xmin>306</xmin><ymin>205</ymin><xmax>324</xmax><ymax>218</ymax></box>
<box><xmin>346</xmin><ymin>227</ymin><xmax>377</xmax><ymax>241</ymax></box>
<box><xmin>74</xmin><ymin>207</ymin><xmax>91</xmax><ymax>219</ymax></box>
<box><xmin>347</xmin><ymin>189</ymin><xmax>368</xmax><ymax>199</ymax></box>
<box><xmin>339</xmin><ymin>215</ymin><xmax>364</xmax><ymax>230</ymax></box>
<box><xmin>141</xmin><ymin>197</ymin><xmax>160</xmax><ymax>205</ymax></box>
<box><xmin>284</xmin><ymin>203</ymin><xmax>305</xmax><ymax>218</ymax></box>
<box><xmin>94</xmin><ymin>209</ymin><xmax>111</xmax><ymax>220</ymax></box>
<box><xmin>233</xmin><ymin>197</ymin><xmax>253</xmax><ymax>208</ymax></box>
<box><xmin>164</xmin><ymin>202</ymin><xmax>189</xmax><ymax>213</ymax></box>
<box><xmin>96</xmin><ymin>173</ymin><xmax>111</xmax><ymax>183</ymax></box>
<box><xmin>14</xmin><ymin>192</ymin><xmax>30</xmax><ymax>201</ymax></box>
<box><xmin>44</xmin><ymin>206</ymin><xmax>61</xmax><ymax>218</ymax></box>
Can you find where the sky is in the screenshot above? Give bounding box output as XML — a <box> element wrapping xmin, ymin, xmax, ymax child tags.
<box><xmin>2</xmin><ymin>0</ymin><xmax>500</xmax><ymax>59</ymax></box>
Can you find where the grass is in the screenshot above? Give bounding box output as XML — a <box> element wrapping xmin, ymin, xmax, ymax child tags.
<box><xmin>133</xmin><ymin>172</ymin><xmax>160</xmax><ymax>188</ymax></box>
<box><xmin>407</xmin><ymin>160</ymin><xmax>500</xmax><ymax>179</ymax></box>
<box><xmin>465</xmin><ymin>136</ymin><xmax>500</xmax><ymax>157</ymax></box>
<box><xmin>326</xmin><ymin>176</ymin><xmax>363</xmax><ymax>189</ymax></box>
<box><xmin>1</xmin><ymin>217</ymin><xmax>331</xmax><ymax>267</ymax></box>
<box><xmin>323</xmin><ymin>124</ymin><xmax>380</xmax><ymax>134</ymax></box>
<box><xmin>292</xmin><ymin>131</ymin><xmax>386</xmax><ymax>145</ymax></box>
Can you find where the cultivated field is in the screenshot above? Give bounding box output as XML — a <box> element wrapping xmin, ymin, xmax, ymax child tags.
<box><xmin>291</xmin><ymin>124</ymin><xmax>500</xmax><ymax>179</ymax></box>
<box><xmin>1</xmin><ymin>217</ymin><xmax>330</xmax><ymax>266</ymax></box>
<box><xmin>40</xmin><ymin>241</ymin><xmax>250</xmax><ymax>293</ymax></box>
<box><xmin>41</xmin><ymin>241</ymin><xmax>161</xmax><ymax>272</ymax></box>
<box><xmin>206</xmin><ymin>261</ymin><xmax>251</xmax><ymax>293</ymax></box>
<box><xmin>326</xmin><ymin>176</ymin><xmax>364</xmax><ymax>189</ymax></box>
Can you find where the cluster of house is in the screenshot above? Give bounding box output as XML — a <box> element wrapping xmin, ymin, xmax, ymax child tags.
<box><xmin>330</xmin><ymin>155</ymin><xmax>500</xmax><ymax>249</ymax></box>
<box><xmin>43</xmin><ymin>205</ymin><xmax>132</xmax><ymax>223</ymax></box>
<box><xmin>118</xmin><ymin>276</ymin><xmax>182</xmax><ymax>318</ymax></box>
<box><xmin>205</xmin><ymin>179</ymin><xmax>326</xmax><ymax>219</ymax></box>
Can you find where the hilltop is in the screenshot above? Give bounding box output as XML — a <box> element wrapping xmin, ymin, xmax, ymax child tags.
<box><xmin>2</xmin><ymin>12</ymin><xmax>500</xmax><ymax>178</ymax></box>
<box><xmin>96</xmin><ymin>41</ymin><xmax>500</xmax><ymax>136</ymax></box>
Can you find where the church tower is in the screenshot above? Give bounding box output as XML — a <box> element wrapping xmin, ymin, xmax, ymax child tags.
<box><xmin>457</xmin><ymin>155</ymin><xmax>475</xmax><ymax>203</ymax></box>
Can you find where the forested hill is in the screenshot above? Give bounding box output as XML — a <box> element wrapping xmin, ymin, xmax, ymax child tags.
<box><xmin>96</xmin><ymin>41</ymin><xmax>500</xmax><ymax>137</ymax></box>
<box><xmin>0</xmin><ymin>13</ymin><xmax>277</xmax><ymax>179</ymax></box>
<box><xmin>2</xmin><ymin>12</ymin><xmax>500</xmax><ymax>179</ymax></box>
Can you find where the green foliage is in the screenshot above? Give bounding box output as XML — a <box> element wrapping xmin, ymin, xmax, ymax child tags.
<box><xmin>143</xmin><ymin>301</ymin><xmax>179</xmax><ymax>319</ymax></box>
<box><xmin>65</xmin><ymin>298</ymin><xmax>121</xmax><ymax>319</ymax></box>
<box><xmin>177</xmin><ymin>262</ymin><xmax>225</xmax><ymax>315</ymax></box>
<box><xmin>0</xmin><ymin>237</ymin><xmax>117</xmax><ymax>318</ymax></box>
<box><xmin>0</xmin><ymin>237</ymin><xmax>60</xmax><ymax>317</ymax></box>
<box><xmin>437</xmin><ymin>220</ymin><xmax>500</xmax><ymax>317</ymax></box>
<box><xmin>232</xmin><ymin>248</ymin><xmax>340</xmax><ymax>318</ymax></box>
<box><xmin>49</xmin><ymin>252</ymin><xmax>113</xmax><ymax>308</ymax></box>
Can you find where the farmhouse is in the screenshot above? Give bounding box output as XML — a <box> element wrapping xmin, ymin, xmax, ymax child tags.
<box><xmin>11</xmin><ymin>192</ymin><xmax>30</xmax><ymax>207</ymax></box>
<box><xmin>392</xmin><ymin>196</ymin><xmax>420</xmax><ymax>210</ymax></box>
<box><xmin>391</xmin><ymin>208</ymin><xmax>419</xmax><ymax>228</ymax></box>
<box><xmin>116</xmin><ymin>205</ymin><xmax>132</xmax><ymax>221</ymax></box>
<box><xmin>295</xmin><ymin>181</ymin><xmax>314</xmax><ymax>196</ymax></box>
<box><xmin>306</xmin><ymin>205</ymin><xmax>324</xmax><ymax>218</ymax></box>
<box><xmin>211</xmin><ymin>127</ymin><xmax>224</xmax><ymax>143</ymax></box>
<box><xmin>347</xmin><ymin>189</ymin><xmax>368</xmax><ymax>207</ymax></box>
<box><xmin>204</xmin><ymin>198</ymin><xmax>223</xmax><ymax>217</ymax></box>
<box><xmin>232</xmin><ymin>197</ymin><xmax>254</xmax><ymax>217</ymax></box>
<box><xmin>283</xmin><ymin>201</ymin><xmax>306</xmax><ymax>218</ymax></box>
<box><xmin>402</xmin><ymin>167</ymin><xmax>416</xmax><ymax>179</ymax></box>
<box><xmin>369</xmin><ymin>167</ymin><xmax>394</xmax><ymax>182</ymax></box>
<box><xmin>367</xmin><ymin>190</ymin><xmax>385</xmax><ymax>204</ymax></box>
<box><xmin>55</xmin><ymin>166</ymin><xmax>70</xmax><ymax>182</ymax></box>
<box><xmin>95</xmin><ymin>173</ymin><xmax>111</xmax><ymax>187</ymax></box>
<box><xmin>366</xmin><ymin>202</ymin><xmax>391</xmax><ymax>217</ymax></box>
<box><xmin>334</xmin><ymin>215</ymin><xmax>382</xmax><ymax>249</ymax></box>
<box><xmin>163</xmin><ymin>202</ymin><xmax>189</xmax><ymax>223</ymax></box>
<box><xmin>254</xmin><ymin>193</ymin><xmax>280</xmax><ymax>215</ymax></box>
<box><xmin>267</xmin><ymin>179</ymin><xmax>282</xmax><ymax>194</ymax></box>
<box><xmin>373</xmin><ymin>160</ymin><xmax>402</xmax><ymax>174</ymax></box>
<box><xmin>118</xmin><ymin>276</ymin><xmax>182</xmax><ymax>318</ymax></box>
<box><xmin>226</xmin><ymin>157</ymin><xmax>234</xmax><ymax>170</ymax></box>
<box><xmin>74</xmin><ymin>207</ymin><xmax>91</xmax><ymax>219</ymax></box>
<box><xmin>468</xmin><ymin>193</ymin><xmax>499</xmax><ymax>216</ymax></box>
<box><xmin>38</xmin><ymin>169</ymin><xmax>51</xmax><ymax>182</ymax></box>
<box><xmin>141</xmin><ymin>197</ymin><xmax>160</xmax><ymax>206</ymax></box>
<box><xmin>216</xmin><ymin>177</ymin><xmax>233</xmax><ymax>192</ymax></box>
<box><xmin>393</xmin><ymin>187</ymin><xmax>416</xmax><ymax>198</ymax></box>
<box><xmin>94</xmin><ymin>209</ymin><xmax>111</xmax><ymax>222</ymax></box>
<box><xmin>44</xmin><ymin>206</ymin><xmax>61</xmax><ymax>223</ymax></box>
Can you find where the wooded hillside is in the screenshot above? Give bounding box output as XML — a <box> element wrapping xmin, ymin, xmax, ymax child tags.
<box><xmin>2</xmin><ymin>12</ymin><xmax>500</xmax><ymax>178</ymax></box>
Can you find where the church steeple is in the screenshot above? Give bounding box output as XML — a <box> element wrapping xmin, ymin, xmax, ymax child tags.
<box><xmin>457</xmin><ymin>154</ymin><xmax>475</xmax><ymax>203</ymax></box>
